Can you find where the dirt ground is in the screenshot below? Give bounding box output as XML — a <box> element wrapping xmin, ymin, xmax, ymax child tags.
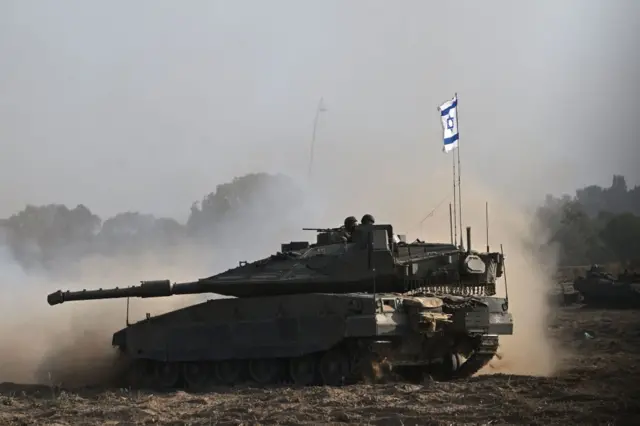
<box><xmin>1</xmin><ymin>307</ymin><xmax>639</xmax><ymax>426</ymax></box>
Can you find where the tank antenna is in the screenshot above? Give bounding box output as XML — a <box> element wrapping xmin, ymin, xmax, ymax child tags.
<box><xmin>372</xmin><ymin>267</ymin><xmax>377</xmax><ymax>304</ymax></box>
<box><xmin>500</xmin><ymin>244</ymin><xmax>509</xmax><ymax>310</ymax></box>
<box><xmin>367</xmin><ymin>229</ymin><xmax>377</xmax><ymax>310</ymax></box>
<box><xmin>307</xmin><ymin>97</ymin><xmax>327</xmax><ymax>181</ymax></box>
<box><xmin>449</xmin><ymin>203</ymin><xmax>454</xmax><ymax>245</ymax></box>
<box><xmin>486</xmin><ymin>201</ymin><xmax>490</xmax><ymax>252</ymax></box>
<box><xmin>125</xmin><ymin>297</ymin><xmax>131</xmax><ymax>327</ymax></box>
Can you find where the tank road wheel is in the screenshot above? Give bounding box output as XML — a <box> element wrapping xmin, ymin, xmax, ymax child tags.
<box><xmin>215</xmin><ymin>360</ymin><xmax>244</xmax><ymax>385</ymax></box>
<box><xmin>349</xmin><ymin>350</ymin><xmax>391</xmax><ymax>384</ymax></box>
<box><xmin>249</xmin><ymin>359</ymin><xmax>284</xmax><ymax>385</ymax></box>
<box><xmin>438</xmin><ymin>352</ymin><xmax>464</xmax><ymax>381</ymax></box>
<box><xmin>183</xmin><ymin>362</ymin><xmax>212</xmax><ymax>391</ymax></box>
<box><xmin>126</xmin><ymin>359</ymin><xmax>153</xmax><ymax>389</ymax></box>
<box><xmin>289</xmin><ymin>355</ymin><xmax>317</xmax><ymax>386</ymax></box>
<box><xmin>153</xmin><ymin>361</ymin><xmax>181</xmax><ymax>389</ymax></box>
<box><xmin>319</xmin><ymin>349</ymin><xmax>350</xmax><ymax>386</ymax></box>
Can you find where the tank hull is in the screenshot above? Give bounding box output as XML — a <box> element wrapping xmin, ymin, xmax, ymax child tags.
<box><xmin>548</xmin><ymin>281</ymin><xmax>583</xmax><ymax>306</ymax></box>
<box><xmin>113</xmin><ymin>292</ymin><xmax>512</xmax><ymax>389</ymax></box>
<box><xmin>574</xmin><ymin>276</ymin><xmax>640</xmax><ymax>309</ymax></box>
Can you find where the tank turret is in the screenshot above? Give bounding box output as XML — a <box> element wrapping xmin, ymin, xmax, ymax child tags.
<box><xmin>48</xmin><ymin>224</ymin><xmax>505</xmax><ymax>305</ymax></box>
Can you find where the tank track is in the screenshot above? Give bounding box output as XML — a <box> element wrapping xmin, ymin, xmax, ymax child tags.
<box><xmin>438</xmin><ymin>298</ymin><xmax>500</xmax><ymax>379</ymax></box>
<box><xmin>452</xmin><ymin>335</ymin><xmax>499</xmax><ymax>379</ymax></box>
<box><xmin>114</xmin><ymin>335</ymin><xmax>499</xmax><ymax>391</ymax></box>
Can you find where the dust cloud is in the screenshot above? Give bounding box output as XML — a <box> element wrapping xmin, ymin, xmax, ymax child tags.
<box><xmin>0</xmin><ymin>159</ymin><xmax>564</xmax><ymax>386</ymax></box>
<box><xmin>318</xmin><ymin>162</ymin><xmax>562</xmax><ymax>377</ymax></box>
<box><xmin>451</xmin><ymin>185</ymin><xmax>561</xmax><ymax>377</ymax></box>
<box><xmin>379</xmin><ymin>165</ymin><xmax>562</xmax><ymax>377</ymax></box>
<box><xmin>0</xmin><ymin>246</ymin><xmax>206</xmax><ymax>386</ymax></box>
<box><xmin>1</xmin><ymin>0</ymin><xmax>635</xmax><ymax>392</ymax></box>
<box><xmin>0</xmin><ymin>167</ymin><xmax>562</xmax><ymax>385</ymax></box>
<box><xmin>0</xmin><ymin>179</ymin><xmax>319</xmax><ymax>387</ymax></box>
<box><xmin>306</xmin><ymin>158</ymin><xmax>563</xmax><ymax>376</ymax></box>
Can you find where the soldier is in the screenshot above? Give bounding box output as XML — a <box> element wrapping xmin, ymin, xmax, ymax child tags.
<box><xmin>361</xmin><ymin>214</ymin><xmax>375</xmax><ymax>225</ymax></box>
<box><xmin>341</xmin><ymin>216</ymin><xmax>358</xmax><ymax>242</ymax></box>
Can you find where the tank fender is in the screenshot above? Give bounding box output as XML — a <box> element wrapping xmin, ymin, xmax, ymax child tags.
<box><xmin>451</xmin><ymin>297</ymin><xmax>513</xmax><ymax>335</ymax></box>
<box><xmin>121</xmin><ymin>316</ymin><xmax>349</xmax><ymax>362</ymax></box>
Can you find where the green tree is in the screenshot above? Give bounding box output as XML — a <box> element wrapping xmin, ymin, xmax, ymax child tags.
<box><xmin>186</xmin><ymin>172</ymin><xmax>302</xmax><ymax>237</ymax></box>
<box><xmin>97</xmin><ymin>212</ymin><xmax>185</xmax><ymax>254</ymax></box>
<box><xmin>2</xmin><ymin>204</ymin><xmax>101</xmax><ymax>266</ymax></box>
<box><xmin>599</xmin><ymin>213</ymin><xmax>640</xmax><ymax>266</ymax></box>
<box><xmin>536</xmin><ymin>174</ymin><xmax>640</xmax><ymax>266</ymax></box>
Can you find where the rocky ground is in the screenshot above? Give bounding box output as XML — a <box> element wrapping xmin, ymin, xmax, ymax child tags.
<box><xmin>1</xmin><ymin>307</ymin><xmax>639</xmax><ymax>425</ymax></box>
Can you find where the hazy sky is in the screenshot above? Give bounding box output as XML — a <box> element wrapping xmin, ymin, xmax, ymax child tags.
<box><xmin>1</xmin><ymin>0</ymin><xmax>639</xmax><ymax>221</ymax></box>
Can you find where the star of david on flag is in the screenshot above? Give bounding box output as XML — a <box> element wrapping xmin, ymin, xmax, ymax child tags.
<box><xmin>438</xmin><ymin>94</ymin><xmax>459</xmax><ymax>153</ymax></box>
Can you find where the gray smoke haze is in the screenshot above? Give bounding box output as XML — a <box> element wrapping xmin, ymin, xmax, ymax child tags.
<box><xmin>1</xmin><ymin>0</ymin><xmax>638</xmax><ymax>219</ymax></box>
<box><xmin>0</xmin><ymin>178</ymin><xmax>322</xmax><ymax>385</ymax></box>
<box><xmin>0</xmin><ymin>1</ymin><xmax>639</xmax><ymax>384</ymax></box>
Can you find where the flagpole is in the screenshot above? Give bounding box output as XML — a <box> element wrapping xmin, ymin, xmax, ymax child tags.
<box><xmin>455</xmin><ymin>92</ymin><xmax>464</xmax><ymax>249</ymax></box>
<box><xmin>439</xmin><ymin>93</ymin><xmax>460</xmax><ymax>248</ymax></box>
<box><xmin>452</xmin><ymin>150</ymin><xmax>458</xmax><ymax>246</ymax></box>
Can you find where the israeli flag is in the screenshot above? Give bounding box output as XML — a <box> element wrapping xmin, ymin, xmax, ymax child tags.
<box><xmin>439</xmin><ymin>95</ymin><xmax>459</xmax><ymax>153</ymax></box>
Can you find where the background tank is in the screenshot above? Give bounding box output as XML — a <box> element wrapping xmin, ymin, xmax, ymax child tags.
<box><xmin>548</xmin><ymin>271</ymin><xmax>582</xmax><ymax>306</ymax></box>
<box><xmin>48</xmin><ymin>221</ymin><xmax>514</xmax><ymax>390</ymax></box>
<box><xmin>574</xmin><ymin>265</ymin><xmax>640</xmax><ymax>308</ymax></box>
<box><xmin>548</xmin><ymin>282</ymin><xmax>582</xmax><ymax>306</ymax></box>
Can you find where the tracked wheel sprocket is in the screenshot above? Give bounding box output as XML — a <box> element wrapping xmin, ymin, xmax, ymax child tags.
<box><xmin>452</xmin><ymin>335</ymin><xmax>500</xmax><ymax>379</ymax></box>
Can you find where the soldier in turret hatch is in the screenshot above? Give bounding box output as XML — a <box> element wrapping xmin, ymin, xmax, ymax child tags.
<box><xmin>341</xmin><ymin>216</ymin><xmax>358</xmax><ymax>242</ymax></box>
<box><xmin>346</xmin><ymin>214</ymin><xmax>375</xmax><ymax>245</ymax></box>
<box><xmin>361</xmin><ymin>214</ymin><xmax>375</xmax><ymax>225</ymax></box>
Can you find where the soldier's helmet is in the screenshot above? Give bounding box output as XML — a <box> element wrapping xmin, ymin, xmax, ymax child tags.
<box><xmin>361</xmin><ymin>214</ymin><xmax>375</xmax><ymax>225</ymax></box>
<box><xmin>344</xmin><ymin>216</ymin><xmax>358</xmax><ymax>231</ymax></box>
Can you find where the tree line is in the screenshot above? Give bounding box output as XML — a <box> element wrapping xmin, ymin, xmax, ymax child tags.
<box><xmin>535</xmin><ymin>175</ymin><xmax>640</xmax><ymax>267</ymax></box>
<box><xmin>1</xmin><ymin>171</ymin><xmax>638</xmax><ymax>272</ymax></box>
<box><xmin>0</xmin><ymin>172</ymin><xmax>304</xmax><ymax>271</ymax></box>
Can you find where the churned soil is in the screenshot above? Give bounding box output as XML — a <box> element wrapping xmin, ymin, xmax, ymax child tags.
<box><xmin>1</xmin><ymin>307</ymin><xmax>639</xmax><ymax>425</ymax></box>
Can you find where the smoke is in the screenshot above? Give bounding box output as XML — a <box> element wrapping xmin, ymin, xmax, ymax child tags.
<box><xmin>336</xmin><ymin>164</ymin><xmax>562</xmax><ymax>377</ymax></box>
<box><xmin>1</xmin><ymin>0</ymin><xmax>634</xmax><ymax>390</ymax></box>
<box><xmin>0</xmin><ymin>160</ymin><xmax>566</xmax><ymax>386</ymax></box>
<box><xmin>0</xmin><ymin>176</ymin><xmax>322</xmax><ymax>387</ymax></box>
<box><xmin>423</xmin><ymin>168</ymin><xmax>561</xmax><ymax>377</ymax></box>
<box><xmin>0</xmin><ymin>244</ymin><xmax>206</xmax><ymax>386</ymax></box>
<box><xmin>475</xmin><ymin>208</ymin><xmax>561</xmax><ymax>377</ymax></box>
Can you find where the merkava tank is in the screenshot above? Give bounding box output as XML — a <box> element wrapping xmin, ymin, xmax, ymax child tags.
<box><xmin>574</xmin><ymin>265</ymin><xmax>640</xmax><ymax>308</ymax></box>
<box><xmin>47</xmin><ymin>215</ymin><xmax>514</xmax><ymax>390</ymax></box>
<box><xmin>548</xmin><ymin>272</ymin><xmax>582</xmax><ymax>306</ymax></box>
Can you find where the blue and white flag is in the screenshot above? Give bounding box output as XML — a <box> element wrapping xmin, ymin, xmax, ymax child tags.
<box><xmin>438</xmin><ymin>95</ymin><xmax>459</xmax><ymax>153</ymax></box>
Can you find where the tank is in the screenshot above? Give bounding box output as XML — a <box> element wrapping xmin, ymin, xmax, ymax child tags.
<box><xmin>548</xmin><ymin>272</ymin><xmax>582</xmax><ymax>306</ymax></box>
<box><xmin>548</xmin><ymin>282</ymin><xmax>582</xmax><ymax>306</ymax></box>
<box><xmin>573</xmin><ymin>265</ymin><xmax>640</xmax><ymax>308</ymax></box>
<box><xmin>47</xmin><ymin>220</ymin><xmax>514</xmax><ymax>390</ymax></box>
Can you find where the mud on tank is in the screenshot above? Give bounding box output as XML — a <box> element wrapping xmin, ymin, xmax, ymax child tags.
<box><xmin>47</xmin><ymin>219</ymin><xmax>513</xmax><ymax>390</ymax></box>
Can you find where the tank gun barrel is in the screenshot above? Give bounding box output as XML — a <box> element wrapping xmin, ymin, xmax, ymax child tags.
<box><xmin>47</xmin><ymin>275</ymin><xmax>406</xmax><ymax>305</ymax></box>
<box><xmin>46</xmin><ymin>279</ymin><xmax>207</xmax><ymax>306</ymax></box>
